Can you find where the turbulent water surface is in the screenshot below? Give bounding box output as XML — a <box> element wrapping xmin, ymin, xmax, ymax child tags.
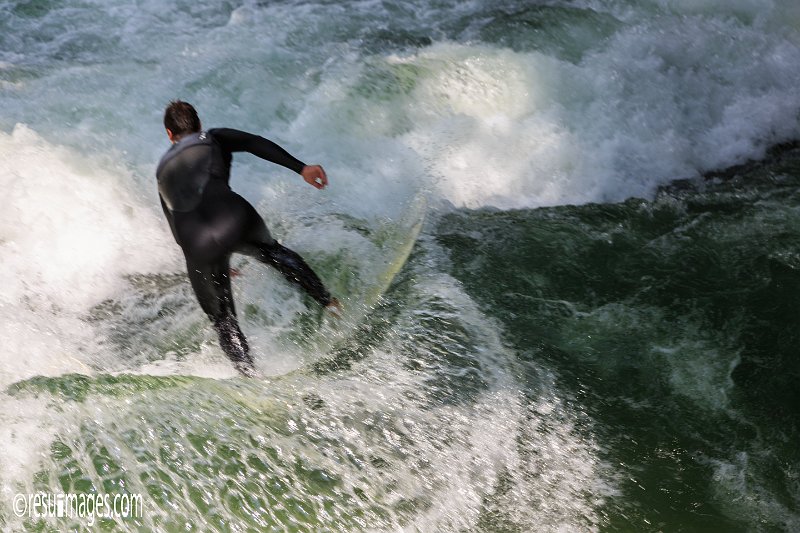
<box><xmin>1</xmin><ymin>0</ymin><xmax>800</xmax><ymax>530</ymax></box>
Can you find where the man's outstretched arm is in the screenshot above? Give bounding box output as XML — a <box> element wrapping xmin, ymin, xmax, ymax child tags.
<box><xmin>209</xmin><ymin>127</ymin><xmax>328</xmax><ymax>188</ymax></box>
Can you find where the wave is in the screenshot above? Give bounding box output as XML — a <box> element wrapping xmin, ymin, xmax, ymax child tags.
<box><xmin>2</xmin><ymin>1</ymin><xmax>800</xmax><ymax>530</ymax></box>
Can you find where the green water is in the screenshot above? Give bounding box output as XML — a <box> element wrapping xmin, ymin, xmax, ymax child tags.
<box><xmin>2</xmin><ymin>0</ymin><xmax>800</xmax><ymax>530</ymax></box>
<box><xmin>7</xmin><ymin>149</ymin><xmax>800</xmax><ymax>531</ymax></box>
<box><xmin>438</xmin><ymin>148</ymin><xmax>800</xmax><ymax>531</ymax></box>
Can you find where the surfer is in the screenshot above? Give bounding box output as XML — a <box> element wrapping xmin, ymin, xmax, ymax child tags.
<box><xmin>156</xmin><ymin>100</ymin><xmax>340</xmax><ymax>376</ymax></box>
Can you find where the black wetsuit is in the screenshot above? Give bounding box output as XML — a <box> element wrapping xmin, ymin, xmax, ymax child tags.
<box><xmin>156</xmin><ymin>128</ymin><xmax>331</xmax><ymax>375</ymax></box>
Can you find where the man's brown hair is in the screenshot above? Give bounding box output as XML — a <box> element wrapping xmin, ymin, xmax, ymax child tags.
<box><xmin>163</xmin><ymin>100</ymin><xmax>201</xmax><ymax>137</ymax></box>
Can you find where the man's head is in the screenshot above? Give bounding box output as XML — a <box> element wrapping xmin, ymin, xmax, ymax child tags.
<box><xmin>163</xmin><ymin>100</ymin><xmax>201</xmax><ymax>142</ymax></box>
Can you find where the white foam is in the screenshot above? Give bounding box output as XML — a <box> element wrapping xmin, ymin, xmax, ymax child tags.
<box><xmin>388</xmin><ymin>15</ymin><xmax>800</xmax><ymax>209</ymax></box>
<box><xmin>0</xmin><ymin>124</ymin><xmax>177</xmax><ymax>386</ymax></box>
<box><xmin>0</xmin><ymin>125</ymin><xmax>163</xmax><ymax>500</ymax></box>
<box><xmin>2</xmin><ymin>0</ymin><xmax>799</xmax><ymax>213</ymax></box>
<box><xmin>0</xmin><ymin>124</ymin><xmax>174</xmax><ymax>308</ymax></box>
<box><xmin>361</xmin><ymin>269</ymin><xmax>616</xmax><ymax>530</ymax></box>
<box><xmin>0</xmin><ymin>395</ymin><xmax>57</xmax><ymax>497</ymax></box>
<box><xmin>0</xmin><ymin>1</ymin><xmax>797</xmax><ymax>527</ymax></box>
<box><xmin>255</xmin><ymin>0</ymin><xmax>800</xmax><ymax>209</ymax></box>
<box><xmin>133</xmin><ymin>346</ymin><xmax>240</xmax><ymax>379</ymax></box>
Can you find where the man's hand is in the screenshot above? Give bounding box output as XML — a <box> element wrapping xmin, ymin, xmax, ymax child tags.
<box><xmin>301</xmin><ymin>165</ymin><xmax>328</xmax><ymax>189</ymax></box>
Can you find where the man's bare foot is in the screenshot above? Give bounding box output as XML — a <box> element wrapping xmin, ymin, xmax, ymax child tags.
<box><xmin>325</xmin><ymin>298</ymin><xmax>342</xmax><ymax>318</ymax></box>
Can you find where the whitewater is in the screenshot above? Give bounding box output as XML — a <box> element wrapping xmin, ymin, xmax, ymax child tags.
<box><xmin>1</xmin><ymin>0</ymin><xmax>800</xmax><ymax>530</ymax></box>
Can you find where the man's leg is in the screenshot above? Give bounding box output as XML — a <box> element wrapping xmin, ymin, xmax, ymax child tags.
<box><xmin>235</xmin><ymin>207</ymin><xmax>334</xmax><ymax>307</ymax></box>
<box><xmin>238</xmin><ymin>241</ymin><xmax>333</xmax><ymax>307</ymax></box>
<box><xmin>185</xmin><ymin>255</ymin><xmax>255</xmax><ymax>376</ymax></box>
